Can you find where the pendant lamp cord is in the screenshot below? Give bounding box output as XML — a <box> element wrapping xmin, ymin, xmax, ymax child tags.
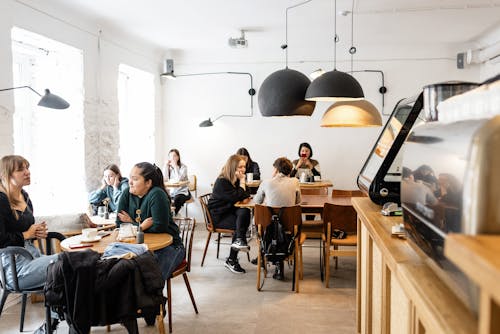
<box><xmin>350</xmin><ymin>0</ymin><xmax>355</xmax><ymax>73</ymax></box>
<box><xmin>333</xmin><ymin>0</ymin><xmax>337</xmax><ymax>70</ymax></box>
<box><xmin>285</xmin><ymin>0</ymin><xmax>313</xmax><ymax>69</ymax></box>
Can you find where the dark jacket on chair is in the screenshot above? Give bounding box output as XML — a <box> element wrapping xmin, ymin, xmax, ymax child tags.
<box><xmin>45</xmin><ymin>250</ymin><xmax>164</xmax><ymax>334</ymax></box>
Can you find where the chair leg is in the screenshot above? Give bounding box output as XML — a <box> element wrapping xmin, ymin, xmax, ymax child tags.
<box><xmin>0</xmin><ymin>288</ymin><xmax>9</xmax><ymax>316</ymax></box>
<box><xmin>20</xmin><ymin>293</ymin><xmax>27</xmax><ymax>332</ymax></box>
<box><xmin>325</xmin><ymin>247</ymin><xmax>330</xmax><ymax>288</ymax></box>
<box><xmin>334</xmin><ymin>245</ymin><xmax>339</xmax><ymax>269</ymax></box>
<box><xmin>167</xmin><ymin>278</ymin><xmax>173</xmax><ymax>333</ymax></box>
<box><xmin>201</xmin><ymin>232</ymin><xmax>212</xmax><ymax>266</ymax></box>
<box><xmin>216</xmin><ymin>233</ymin><xmax>221</xmax><ymax>259</ymax></box>
<box><xmin>182</xmin><ymin>273</ymin><xmax>198</xmax><ymax>313</ymax></box>
<box><xmin>45</xmin><ymin>304</ymin><xmax>52</xmax><ymax>334</ymax></box>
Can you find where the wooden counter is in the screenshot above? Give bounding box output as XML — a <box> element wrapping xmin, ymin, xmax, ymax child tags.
<box><xmin>353</xmin><ymin>197</ymin><xmax>476</xmax><ymax>334</ymax></box>
<box><xmin>445</xmin><ymin>234</ymin><xmax>500</xmax><ymax>334</ymax></box>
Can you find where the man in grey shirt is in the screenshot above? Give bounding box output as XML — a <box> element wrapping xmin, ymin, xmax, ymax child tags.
<box><xmin>253</xmin><ymin>157</ymin><xmax>301</xmax><ymax>280</ymax></box>
<box><xmin>254</xmin><ymin>157</ymin><xmax>301</xmax><ymax>207</ymax></box>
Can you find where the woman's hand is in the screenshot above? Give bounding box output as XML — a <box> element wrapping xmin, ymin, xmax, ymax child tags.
<box><xmin>118</xmin><ymin>210</ymin><xmax>133</xmax><ymax>223</ymax></box>
<box><xmin>113</xmin><ymin>175</ymin><xmax>120</xmax><ymax>188</ymax></box>
<box><xmin>34</xmin><ymin>222</ymin><xmax>48</xmax><ymax>239</ymax></box>
<box><xmin>141</xmin><ymin>217</ymin><xmax>153</xmax><ymax>231</ymax></box>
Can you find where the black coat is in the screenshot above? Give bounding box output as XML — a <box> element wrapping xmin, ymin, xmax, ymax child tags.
<box><xmin>208</xmin><ymin>177</ymin><xmax>250</xmax><ymax>222</ymax></box>
<box><xmin>45</xmin><ymin>250</ymin><xmax>164</xmax><ymax>333</ymax></box>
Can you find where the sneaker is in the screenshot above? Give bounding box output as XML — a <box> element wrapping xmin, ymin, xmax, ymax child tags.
<box><xmin>225</xmin><ymin>258</ymin><xmax>246</xmax><ymax>274</ymax></box>
<box><xmin>231</xmin><ymin>238</ymin><xmax>250</xmax><ymax>252</ymax></box>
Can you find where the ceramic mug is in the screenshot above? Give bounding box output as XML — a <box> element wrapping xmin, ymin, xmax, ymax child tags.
<box><xmin>82</xmin><ymin>228</ymin><xmax>98</xmax><ymax>240</ymax></box>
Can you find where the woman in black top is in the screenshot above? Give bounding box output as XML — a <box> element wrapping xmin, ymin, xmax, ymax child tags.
<box><xmin>208</xmin><ymin>154</ymin><xmax>251</xmax><ymax>274</ymax></box>
<box><xmin>236</xmin><ymin>147</ymin><xmax>261</xmax><ymax>180</ymax></box>
<box><xmin>0</xmin><ymin>155</ymin><xmax>58</xmax><ymax>290</ymax></box>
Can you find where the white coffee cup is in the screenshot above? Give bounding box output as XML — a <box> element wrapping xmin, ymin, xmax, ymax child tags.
<box><xmin>246</xmin><ymin>173</ymin><xmax>253</xmax><ymax>182</ymax></box>
<box><xmin>82</xmin><ymin>228</ymin><xmax>98</xmax><ymax>240</ymax></box>
<box><xmin>314</xmin><ymin>175</ymin><xmax>321</xmax><ymax>182</ymax></box>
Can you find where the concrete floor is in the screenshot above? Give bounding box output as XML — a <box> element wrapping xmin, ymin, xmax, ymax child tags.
<box><xmin>1</xmin><ymin>226</ymin><xmax>356</xmax><ymax>333</ymax></box>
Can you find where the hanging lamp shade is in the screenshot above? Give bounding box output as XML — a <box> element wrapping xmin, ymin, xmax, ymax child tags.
<box><xmin>258</xmin><ymin>68</ymin><xmax>315</xmax><ymax>116</ymax></box>
<box><xmin>320</xmin><ymin>99</ymin><xmax>382</xmax><ymax>127</ymax></box>
<box><xmin>305</xmin><ymin>69</ymin><xmax>364</xmax><ymax>102</ymax></box>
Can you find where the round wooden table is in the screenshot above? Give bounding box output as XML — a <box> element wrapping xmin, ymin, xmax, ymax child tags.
<box><xmin>60</xmin><ymin>229</ymin><xmax>173</xmax><ymax>253</ymax></box>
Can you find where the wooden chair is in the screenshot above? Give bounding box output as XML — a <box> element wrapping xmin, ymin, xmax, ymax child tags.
<box><xmin>322</xmin><ymin>202</ymin><xmax>358</xmax><ymax>288</ymax></box>
<box><xmin>166</xmin><ymin>217</ymin><xmax>199</xmax><ymax>333</ymax></box>
<box><xmin>183</xmin><ymin>175</ymin><xmax>197</xmax><ymax>216</ymax></box>
<box><xmin>254</xmin><ymin>204</ymin><xmax>302</xmax><ymax>292</ymax></box>
<box><xmin>0</xmin><ymin>232</ymin><xmax>65</xmax><ymax>333</ymax></box>
<box><xmin>198</xmin><ymin>193</ymin><xmax>249</xmax><ymax>266</ymax></box>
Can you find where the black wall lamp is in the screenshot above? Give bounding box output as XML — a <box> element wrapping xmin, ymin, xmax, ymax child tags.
<box><xmin>161</xmin><ymin>64</ymin><xmax>255</xmax><ymax>127</ymax></box>
<box><xmin>257</xmin><ymin>0</ymin><xmax>316</xmax><ymax>117</ymax></box>
<box><xmin>0</xmin><ymin>86</ymin><xmax>70</xmax><ymax>109</ymax></box>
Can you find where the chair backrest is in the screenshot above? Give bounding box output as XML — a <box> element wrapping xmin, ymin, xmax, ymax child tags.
<box><xmin>322</xmin><ymin>202</ymin><xmax>358</xmax><ymax>235</ymax></box>
<box><xmin>300</xmin><ymin>187</ymin><xmax>328</xmax><ymax>195</ymax></box>
<box><xmin>198</xmin><ymin>193</ymin><xmax>214</xmax><ymax>232</ymax></box>
<box><xmin>188</xmin><ymin>175</ymin><xmax>197</xmax><ymax>195</ymax></box>
<box><xmin>254</xmin><ymin>204</ymin><xmax>302</xmax><ymax>234</ymax></box>
<box><xmin>173</xmin><ymin>217</ymin><xmax>196</xmax><ymax>272</ymax></box>
<box><xmin>331</xmin><ymin>189</ymin><xmax>365</xmax><ymax>197</ymax></box>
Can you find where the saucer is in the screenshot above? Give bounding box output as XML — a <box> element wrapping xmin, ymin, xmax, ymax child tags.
<box><xmin>80</xmin><ymin>235</ymin><xmax>102</xmax><ymax>243</ymax></box>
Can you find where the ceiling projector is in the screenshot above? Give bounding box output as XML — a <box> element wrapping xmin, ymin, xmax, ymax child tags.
<box><xmin>228</xmin><ymin>30</ymin><xmax>248</xmax><ymax>48</ymax></box>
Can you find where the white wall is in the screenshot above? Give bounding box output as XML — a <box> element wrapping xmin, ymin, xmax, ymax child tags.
<box><xmin>0</xmin><ymin>0</ymin><xmax>164</xmax><ymax>192</ymax></box>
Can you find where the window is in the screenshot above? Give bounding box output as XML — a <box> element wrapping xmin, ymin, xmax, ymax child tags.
<box><xmin>117</xmin><ymin>64</ymin><xmax>155</xmax><ymax>174</ymax></box>
<box><xmin>11</xmin><ymin>27</ymin><xmax>86</xmax><ymax>215</ymax></box>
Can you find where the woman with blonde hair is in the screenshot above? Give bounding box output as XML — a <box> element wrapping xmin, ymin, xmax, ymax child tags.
<box><xmin>0</xmin><ymin>155</ymin><xmax>59</xmax><ymax>290</ymax></box>
<box><xmin>208</xmin><ymin>154</ymin><xmax>251</xmax><ymax>274</ymax></box>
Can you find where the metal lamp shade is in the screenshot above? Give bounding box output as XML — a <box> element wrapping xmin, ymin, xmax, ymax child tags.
<box><xmin>38</xmin><ymin>89</ymin><xmax>70</xmax><ymax>109</ymax></box>
<box><xmin>306</xmin><ymin>70</ymin><xmax>364</xmax><ymax>102</ymax></box>
<box><xmin>320</xmin><ymin>100</ymin><xmax>382</xmax><ymax>127</ymax></box>
<box><xmin>258</xmin><ymin>68</ymin><xmax>315</xmax><ymax>116</ymax></box>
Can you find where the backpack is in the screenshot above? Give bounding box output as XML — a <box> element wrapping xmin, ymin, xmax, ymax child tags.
<box><xmin>261</xmin><ymin>207</ymin><xmax>296</xmax><ymax>264</ymax></box>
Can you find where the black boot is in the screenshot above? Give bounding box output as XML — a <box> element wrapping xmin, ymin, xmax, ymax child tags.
<box><xmin>273</xmin><ymin>261</ymin><xmax>284</xmax><ymax>280</ymax></box>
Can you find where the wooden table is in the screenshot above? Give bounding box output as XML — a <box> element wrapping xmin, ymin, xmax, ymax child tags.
<box><xmin>164</xmin><ymin>180</ymin><xmax>189</xmax><ymax>188</ymax></box>
<box><xmin>298</xmin><ymin>179</ymin><xmax>333</xmax><ymax>189</ymax></box>
<box><xmin>60</xmin><ymin>229</ymin><xmax>173</xmax><ymax>253</ymax></box>
<box><xmin>236</xmin><ymin>194</ymin><xmax>351</xmax><ymax>210</ymax></box>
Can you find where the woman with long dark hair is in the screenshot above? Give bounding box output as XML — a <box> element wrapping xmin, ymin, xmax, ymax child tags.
<box><xmin>116</xmin><ymin>162</ymin><xmax>184</xmax><ymax>280</ymax></box>
<box><xmin>290</xmin><ymin>142</ymin><xmax>321</xmax><ymax>180</ymax></box>
<box><xmin>89</xmin><ymin>164</ymin><xmax>129</xmax><ymax>213</ymax></box>
<box><xmin>236</xmin><ymin>147</ymin><xmax>261</xmax><ymax>180</ymax></box>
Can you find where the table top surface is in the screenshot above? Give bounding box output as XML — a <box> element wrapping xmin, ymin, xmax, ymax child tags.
<box><xmin>60</xmin><ymin>229</ymin><xmax>173</xmax><ymax>253</ymax></box>
<box><xmin>164</xmin><ymin>180</ymin><xmax>190</xmax><ymax>188</ymax></box>
<box><xmin>235</xmin><ymin>194</ymin><xmax>351</xmax><ymax>208</ymax></box>
<box><xmin>298</xmin><ymin>179</ymin><xmax>333</xmax><ymax>188</ymax></box>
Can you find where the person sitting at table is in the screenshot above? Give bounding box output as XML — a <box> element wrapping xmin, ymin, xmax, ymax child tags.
<box><xmin>236</xmin><ymin>147</ymin><xmax>261</xmax><ymax>180</ymax></box>
<box><xmin>208</xmin><ymin>154</ymin><xmax>251</xmax><ymax>274</ymax></box>
<box><xmin>163</xmin><ymin>149</ymin><xmax>191</xmax><ymax>216</ymax></box>
<box><xmin>0</xmin><ymin>155</ymin><xmax>60</xmax><ymax>289</ymax></box>
<box><xmin>116</xmin><ymin>162</ymin><xmax>184</xmax><ymax>282</ymax></box>
<box><xmin>254</xmin><ymin>157</ymin><xmax>301</xmax><ymax>280</ymax></box>
<box><xmin>290</xmin><ymin>142</ymin><xmax>321</xmax><ymax>181</ymax></box>
<box><xmin>89</xmin><ymin>164</ymin><xmax>129</xmax><ymax>214</ymax></box>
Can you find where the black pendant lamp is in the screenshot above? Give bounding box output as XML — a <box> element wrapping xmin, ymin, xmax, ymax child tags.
<box><xmin>305</xmin><ymin>0</ymin><xmax>364</xmax><ymax>101</ymax></box>
<box><xmin>258</xmin><ymin>0</ymin><xmax>315</xmax><ymax>117</ymax></box>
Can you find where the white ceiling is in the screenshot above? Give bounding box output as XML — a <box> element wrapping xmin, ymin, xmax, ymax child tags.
<box><xmin>32</xmin><ymin>0</ymin><xmax>500</xmax><ymax>55</ymax></box>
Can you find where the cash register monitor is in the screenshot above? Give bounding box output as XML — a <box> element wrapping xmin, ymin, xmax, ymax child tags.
<box><xmin>357</xmin><ymin>93</ymin><xmax>424</xmax><ymax>205</ymax></box>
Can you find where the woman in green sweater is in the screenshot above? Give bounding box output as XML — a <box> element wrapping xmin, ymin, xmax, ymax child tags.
<box><xmin>116</xmin><ymin>162</ymin><xmax>184</xmax><ymax>280</ymax></box>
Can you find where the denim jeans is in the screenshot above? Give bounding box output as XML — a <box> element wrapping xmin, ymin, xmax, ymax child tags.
<box><xmin>2</xmin><ymin>241</ymin><xmax>59</xmax><ymax>290</ymax></box>
<box><xmin>153</xmin><ymin>244</ymin><xmax>185</xmax><ymax>280</ymax></box>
